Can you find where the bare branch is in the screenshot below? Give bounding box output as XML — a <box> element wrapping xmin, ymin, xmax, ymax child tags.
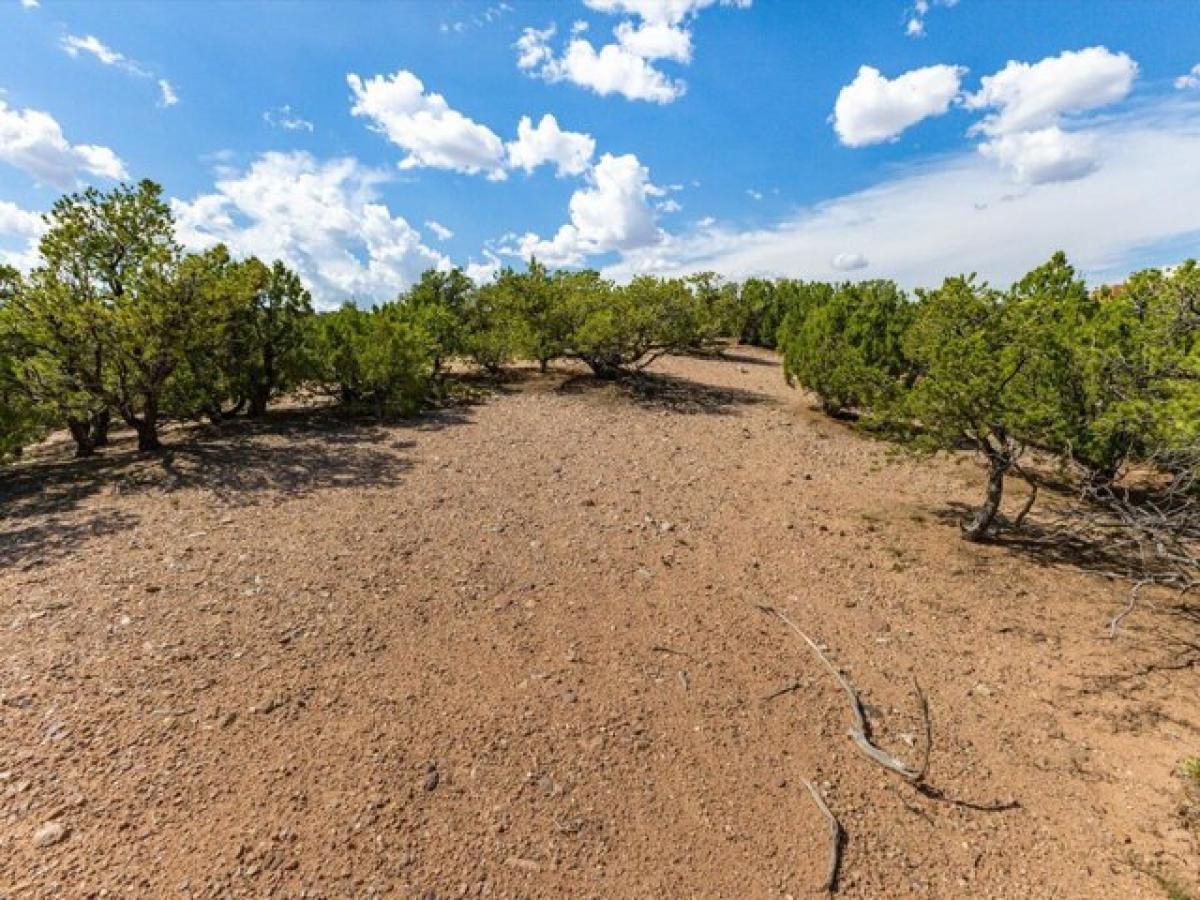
<box><xmin>801</xmin><ymin>779</ymin><xmax>841</xmax><ymax>893</ymax></box>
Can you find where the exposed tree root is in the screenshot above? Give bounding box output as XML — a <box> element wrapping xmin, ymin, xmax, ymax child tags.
<box><xmin>1108</xmin><ymin>579</ymin><xmax>1149</xmax><ymax>638</ymax></box>
<box><xmin>760</xmin><ymin>604</ymin><xmax>925</xmax><ymax>781</ymax></box>
<box><xmin>801</xmin><ymin>778</ymin><xmax>841</xmax><ymax>893</ymax></box>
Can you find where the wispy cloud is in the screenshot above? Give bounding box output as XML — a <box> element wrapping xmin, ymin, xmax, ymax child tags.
<box><xmin>263</xmin><ymin>104</ymin><xmax>314</xmax><ymax>132</ymax></box>
<box><xmin>607</xmin><ymin>97</ymin><xmax>1200</xmax><ymax>289</ymax></box>
<box><xmin>157</xmin><ymin>79</ymin><xmax>179</xmax><ymax>108</ymax></box>
<box><xmin>60</xmin><ymin>33</ymin><xmax>179</xmax><ymax>107</ymax></box>
<box><xmin>441</xmin><ymin>2</ymin><xmax>512</xmax><ymax>34</ymax></box>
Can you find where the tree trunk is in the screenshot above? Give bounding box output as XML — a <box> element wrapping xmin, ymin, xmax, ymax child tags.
<box><xmin>962</xmin><ymin>454</ymin><xmax>1007</xmax><ymax>542</ymax></box>
<box><xmin>132</xmin><ymin>395</ymin><xmax>162</xmax><ymax>453</ymax></box>
<box><xmin>583</xmin><ymin>355</ymin><xmax>625</xmax><ymax>380</ymax></box>
<box><xmin>248</xmin><ymin>384</ymin><xmax>269</xmax><ymax>418</ymax></box>
<box><xmin>89</xmin><ymin>408</ymin><xmax>110</xmax><ymax>447</ymax></box>
<box><xmin>67</xmin><ymin>417</ymin><xmax>97</xmax><ymax>458</ymax></box>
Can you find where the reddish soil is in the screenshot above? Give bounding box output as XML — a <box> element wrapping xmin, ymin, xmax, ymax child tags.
<box><xmin>2</xmin><ymin>348</ymin><xmax>1198</xmax><ymax>899</ymax></box>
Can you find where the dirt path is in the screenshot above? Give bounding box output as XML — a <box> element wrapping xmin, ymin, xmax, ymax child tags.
<box><xmin>2</xmin><ymin>349</ymin><xmax>1197</xmax><ymax>898</ymax></box>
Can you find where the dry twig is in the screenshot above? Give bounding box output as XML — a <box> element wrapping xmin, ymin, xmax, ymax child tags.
<box><xmin>801</xmin><ymin>778</ymin><xmax>841</xmax><ymax>893</ymax></box>
<box><xmin>761</xmin><ymin>604</ymin><xmax>924</xmax><ymax>781</ymax></box>
<box><xmin>1109</xmin><ymin>579</ymin><xmax>1150</xmax><ymax>638</ymax></box>
<box><xmin>763</xmin><ymin>680</ymin><xmax>804</xmax><ymax>702</ymax></box>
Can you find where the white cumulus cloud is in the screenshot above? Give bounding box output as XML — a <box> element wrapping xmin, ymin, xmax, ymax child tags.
<box><xmin>833</xmin><ymin>64</ymin><xmax>965</xmax><ymax>147</ymax></box>
<box><xmin>965</xmin><ymin>46</ymin><xmax>1137</xmax><ymax>135</ymax></box>
<box><xmin>506</xmin><ymin>152</ymin><xmax>663</xmax><ymax>265</ymax></box>
<box><xmin>965</xmin><ymin>46</ymin><xmax>1137</xmax><ymax>184</ymax></box>
<box><xmin>517</xmin><ymin>26</ymin><xmax>686</xmax><ymax>103</ymax></box>
<box><xmin>0</xmin><ymin>99</ymin><xmax>128</xmax><ymax>188</ymax></box>
<box><xmin>506</xmin><ymin>113</ymin><xmax>596</xmax><ymax>177</ymax></box>
<box><xmin>516</xmin><ymin>0</ymin><xmax>749</xmax><ymax>103</ymax></box>
<box><xmin>171</xmin><ymin>151</ymin><xmax>449</xmax><ymax>307</ymax></box>
<box><xmin>606</xmin><ymin>99</ymin><xmax>1200</xmax><ymax>291</ymax></box>
<box><xmin>977</xmin><ymin>126</ymin><xmax>1099</xmax><ymax>185</ymax></box>
<box><xmin>348</xmin><ymin>70</ymin><xmax>508</xmax><ymax>179</ymax></box>
<box><xmin>425</xmin><ymin>220</ymin><xmax>454</xmax><ymax>241</ymax></box>
<box><xmin>1175</xmin><ymin>64</ymin><xmax>1200</xmax><ymax>91</ymax></box>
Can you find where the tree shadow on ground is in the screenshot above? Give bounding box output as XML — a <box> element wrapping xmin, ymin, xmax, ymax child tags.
<box><xmin>933</xmin><ymin>501</ymin><xmax>1136</xmax><ymax>574</ymax></box>
<box><xmin>556</xmin><ymin>370</ymin><xmax>769</xmax><ymax>416</ymax></box>
<box><xmin>0</xmin><ymin>403</ymin><xmax>475</xmax><ymax>566</ymax></box>
<box><xmin>933</xmin><ymin>499</ymin><xmax>1200</xmax><ymax>679</ymax></box>
<box><xmin>701</xmin><ymin>348</ymin><xmax>780</xmax><ymax>368</ymax></box>
<box><xmin>0</xmin><ymin>508</ymin><xmax>140</xmax><ymax>570</ymax></box>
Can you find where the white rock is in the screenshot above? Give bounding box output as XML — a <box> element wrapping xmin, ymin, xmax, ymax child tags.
<box><xmin>33</xmin><ymin>821</ymin><xmax>68</xmax><ymax>847</ymax></box>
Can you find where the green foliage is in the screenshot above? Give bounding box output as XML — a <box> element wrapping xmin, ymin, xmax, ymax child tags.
<box><xmin>686</xmin><ymin>272</ymin><xmax>740</xmax><ymax>349</ymax></box>
<box><xmin>308</xmin><ymin>302</ymin><xmax>431</xmax><ymax>417</ymax></box>
<box><xmin>405</xmin><ymin>268</ymin><xmax>473</xmax><ymax>375</ymax></box>
<box><xmin>236</xmin><ymin>259</ymin><xmax>314</xmax><ymax>416</ymax></box>
<box><xmin>1083</xmin><ymin>262</ymin><xmax>1200</xmax><ymax>478</ymax></box>
<box><xmin>358</xmin><ymin>304</ymin><xmax>432</xmax><ymax>418</ymax></box>
<box><xmin>564</xmin><ymin>272</ymin><xmax>711</xmax><ymax>377</ymax></box>
<box><xmin>0</xmin><ymin>265</ymin><xmax>44</xmax><ymax>460</ymax></box>
<box><xmin>461</xmin><ymin>280</ymin><xmax>522</xmax><ymax>374</ymax></box>
<box><xmin>309</xmin><ymin>303</ymin><xmax>372</xmax><ymax>403</ymax></box>
<box><xmin>736</xmin><ymin>278</ymin><xmax>815</xmax><ymax>348</ymax></box>
<box><xmin>492</xmin><ymin>260</ymin><xmax>572</xmax><ymax>371</ymax></box>
<box><xmin>779</xmin><ymin>280</ymin><xmax>910</xmax><ymax>416</ymax></box>
<box><xmin>6</xmin><ymin>180</ymin><xmax>216</xmax><ymax>452</ymax></box>
<box><xmin>901</xmin><ymin>275</ymin><xmax>1027</xmax><ymax>452</ymax></box>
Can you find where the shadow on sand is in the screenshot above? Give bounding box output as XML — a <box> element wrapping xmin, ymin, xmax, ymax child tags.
<box><xmin>557</xmin><ymin>369</ymin><xmax>769</xmax><ymax>416</ymax></box>
<box><xmin>0</xmin><ymin>403</ymin><xmax>475</xmax><ymax>568</ymax></box>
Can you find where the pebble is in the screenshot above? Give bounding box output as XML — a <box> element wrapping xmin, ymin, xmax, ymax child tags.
<box><xmin>33</xmin><ymin>821</ymin><xmax>68</xmax><ymax>848</ymax></box>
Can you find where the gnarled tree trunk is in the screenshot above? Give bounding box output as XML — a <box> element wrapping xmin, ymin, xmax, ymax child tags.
<box><xmin>962</xmin><ymin>451</ymin><xmax>1008</xmax><ymax>542</ymax></box>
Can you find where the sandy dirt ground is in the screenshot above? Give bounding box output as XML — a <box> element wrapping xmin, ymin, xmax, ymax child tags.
<box><xmin>2</xmin><ymin>348</ymin><xmax>1198</xmax><ymax>899</ymax></box>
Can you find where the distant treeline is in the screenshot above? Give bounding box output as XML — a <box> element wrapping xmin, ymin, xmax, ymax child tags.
<box><xmin>1</xmin><ymin>180</ymin><xmax>1198</xmax><ymax>548</ymax></box>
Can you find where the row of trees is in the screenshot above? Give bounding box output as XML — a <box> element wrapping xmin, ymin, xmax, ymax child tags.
<box><xmin>0</xmin><ymin>181</ymin><xmax>747</xmax><ymax>460</ymax></box>
<box><xmin>1</xmin><ymin>181</ymin><xmax>1196</xmax><ymax>559</ymax></box>
<box><xmin>777</xmin><ymin>255</ymin><xmax>1200</xmax><ymax>542</ymax></box>
<box><xmin>0</xmin><ymin>183</ymin><xmax>315</xmax><ymax>455</ymax></box>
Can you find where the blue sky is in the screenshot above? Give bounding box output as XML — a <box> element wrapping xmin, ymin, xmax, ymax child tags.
<box><xmin>1</xmin><ymin>0</ymin><xmax>1199</xmax><ymax>306</ymax></box>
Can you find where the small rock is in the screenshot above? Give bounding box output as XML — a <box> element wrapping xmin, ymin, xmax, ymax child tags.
<box><xmin>33</xmin><ymin>821</ymin><xmax>68</xmax><ymax>848</ymax></box>
<box><xmin>424</xmin><ymin>770</ymin><xmax>440</xmax><ymax>792</ymax></box>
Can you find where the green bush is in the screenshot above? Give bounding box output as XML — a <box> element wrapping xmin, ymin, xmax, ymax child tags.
<box><xmin>779</xmin><ymin>280</ymin><xmax>910</xmax><ymax>416</ymax></box>
<box><xmin>563</xmin><ymin>273</ymin><xmax>706</xmax><ymax>378</ymax></box>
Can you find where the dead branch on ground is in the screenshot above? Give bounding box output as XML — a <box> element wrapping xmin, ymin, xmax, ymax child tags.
<box><xmin>801</xmin><ymin>778</ymin><xmax>841</xmax><ymax>893</ymax></box>
<box><xmin>760</xmin><ymin>604</ymin><xmax>925</xmax><ymax>781</ymax></box>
